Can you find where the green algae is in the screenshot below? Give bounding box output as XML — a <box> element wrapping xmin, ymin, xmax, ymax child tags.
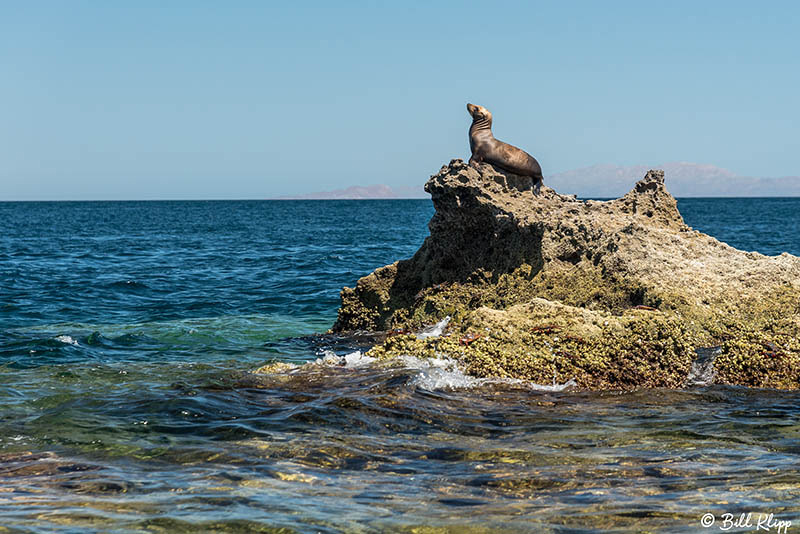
<box><xmin>337</xmin><ymin>261</ymin><xmax>678</xmax><ymax>334</ymax></box>
<box><xmin>345</xmin><ymin>262</ymin><xmax>800</xmax><ymax>390</ymax></box>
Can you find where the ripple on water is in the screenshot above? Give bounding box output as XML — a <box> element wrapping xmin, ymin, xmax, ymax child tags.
<box><xmin>2</xmin><ymin>339</ymin><xmax>800</xmax><ymax>532</ymax></box>
<box><xmin>3</xmin><ymin>199</ymin><xmax>800</xmax><ymax>532</ymax></box>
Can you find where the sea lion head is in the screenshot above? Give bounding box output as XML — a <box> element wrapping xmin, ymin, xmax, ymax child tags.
<box><xmin>467</xmin><ymin>103</ymin><xmax>492</xmax><ymax>122</ymax></box>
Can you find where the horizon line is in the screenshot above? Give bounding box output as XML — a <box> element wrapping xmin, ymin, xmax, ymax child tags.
<box><xmin>4</xmin><ymin>195</ymin><xmax>800</xmax><ymax>202</ymax></box>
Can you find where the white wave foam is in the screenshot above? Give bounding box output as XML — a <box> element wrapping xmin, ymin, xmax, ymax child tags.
<box><xmin>415</xmin><ymin>316</ymin><xmax>451</xmax><ymax>340</ymax></box>
<box><xmin>315</xmin><ymin>350</ymin><xmax>377</xmax><ymax>368</ymax></box>
<box><xmin>55</xmin><ymin>335</ymin><xmax>79</xmax><ymax>346</ymax></box>
<box><xmin>412</xmin><ymin>362</ymin><xmax>483</xmax><ymax>390</ymax></box>
<box><xmin>310</xmin><ymin>349</ymin><xmax>577</xmax><ymax>392</ymax></box>
<box><xmin>314</xmin><ymin>351</ymin><xmax>342</xmax><ymax>366</ymax></box>
<box><xmin>398</xmin><ymin>354</ymin><xmax>577</xmax><ymax>392</ymax></box>
<box><xmin>343</xmin><ymin>351</ymin><xmax>377</xmax><ymax>368</ymax></box>
<box><xmin>528</xmin><ymin>379</ymin><xmax>578</xmax><ymax>392</ymax></box>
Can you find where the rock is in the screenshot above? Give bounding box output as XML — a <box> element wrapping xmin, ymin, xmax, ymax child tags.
<box><xmin>332</xmin><ymin>160</ymin><xmax>800</xmax><ymax>390</ymax></box>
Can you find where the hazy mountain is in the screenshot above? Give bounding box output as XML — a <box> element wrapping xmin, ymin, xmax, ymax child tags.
<box><xmin>281</xmin><ymin>162</ymin><xmax>800</xmax><ymax>199</ymax></box>
<box><xmin>548</xmin><ymin>162</ymin><xmax>800</xmax><ymax>198</ymax></box>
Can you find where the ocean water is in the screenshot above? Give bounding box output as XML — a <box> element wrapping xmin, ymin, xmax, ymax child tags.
<box><xmin>1</xmin><ymin>198</ymin><xmax>799</xmax><ymax>533</ymax></box>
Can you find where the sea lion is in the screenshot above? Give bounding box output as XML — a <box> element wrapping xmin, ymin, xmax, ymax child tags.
<box><xmin>467</xmin><ymin>103</ymin><xmax>543</xmax><ymax>191</ymax></box>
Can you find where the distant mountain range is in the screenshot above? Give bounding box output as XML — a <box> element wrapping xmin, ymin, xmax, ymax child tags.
<box><xmin>549</xmin><ymin>162</ymin><xmax>800</xmax><ymax>198</ymax></box>
<box><xmin>280</xmin><ymin>162</ymin><xmax>800</xmax><ymax>199</ymax></box>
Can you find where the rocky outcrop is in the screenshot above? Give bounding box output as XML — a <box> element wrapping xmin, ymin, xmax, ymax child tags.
<box><xmin>333</xmin><ymin>160</ymin><xmax>800</xmax><ymax>390</ymax></box>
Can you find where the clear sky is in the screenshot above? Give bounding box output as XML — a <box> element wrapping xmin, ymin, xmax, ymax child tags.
<box><xmin>2</xmin><ymin>1</ymin><xmax>799</xmax><ymax>200</ymax></box>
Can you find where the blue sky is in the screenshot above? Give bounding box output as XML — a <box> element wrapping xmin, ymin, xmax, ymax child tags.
<box><xmin>2</xmin><ymin>1</ymin><xmax>799</xmax><ymax>199</ymax></box>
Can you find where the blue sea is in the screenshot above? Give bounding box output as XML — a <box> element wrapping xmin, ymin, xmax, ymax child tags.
<box><xmin>1</xmin><ymin>198</ymin><xmax>800</xmax><ymax>533</ymax></box>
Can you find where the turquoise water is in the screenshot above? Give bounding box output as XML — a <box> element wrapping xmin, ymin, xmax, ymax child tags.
<box><xmin>1</xmin><ymin>198</ymin><xmax>799</xmax><ymax>533</ymax></box>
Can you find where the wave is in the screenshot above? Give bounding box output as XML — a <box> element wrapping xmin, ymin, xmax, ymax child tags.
<box><xmin>10</xmin><ymin>314</ymin><xmax>331</xmax><ymax>346</ymax></box>
<box><xmin>103</xmin><ymin>280</ymin><xmax>150</xmax><ymax>291</ymax></box>
<box><xmin>54</xmin><ymin>335</ymin><xmax>79</xmax><ymax>346</ymax></box>
<box><xmin>256</xmin><ymin>349</ymin><xmax>577</xmax><ymax>393</ymax></box>
<box><xmin>2</xmin><ymin>314</ymin><xmax>334</xmax><ymax>367</ymax></box>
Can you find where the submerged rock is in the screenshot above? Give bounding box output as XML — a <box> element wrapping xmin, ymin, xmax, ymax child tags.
<box><xmin>333</xmin><ymin>159</ymin><xmax>800</xmax><ymax>390</ymax></box>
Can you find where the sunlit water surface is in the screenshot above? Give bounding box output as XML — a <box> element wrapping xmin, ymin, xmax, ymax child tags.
<box><xmin>1</xmin><ymin>198</ymin><xmax>799</xmax><ymax>533</ymax></box>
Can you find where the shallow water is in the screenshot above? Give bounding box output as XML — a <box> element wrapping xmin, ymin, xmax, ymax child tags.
<box><xmin>1</xmin><ymin>198</ymin><xmax>800</xmax><ymax>533</ymax></box>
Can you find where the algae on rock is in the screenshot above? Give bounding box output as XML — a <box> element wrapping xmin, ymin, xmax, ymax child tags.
<box><xmin>332</xmin><ymin>159</ymin><xmax>800</xmax><ymax>390</ymax></box>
